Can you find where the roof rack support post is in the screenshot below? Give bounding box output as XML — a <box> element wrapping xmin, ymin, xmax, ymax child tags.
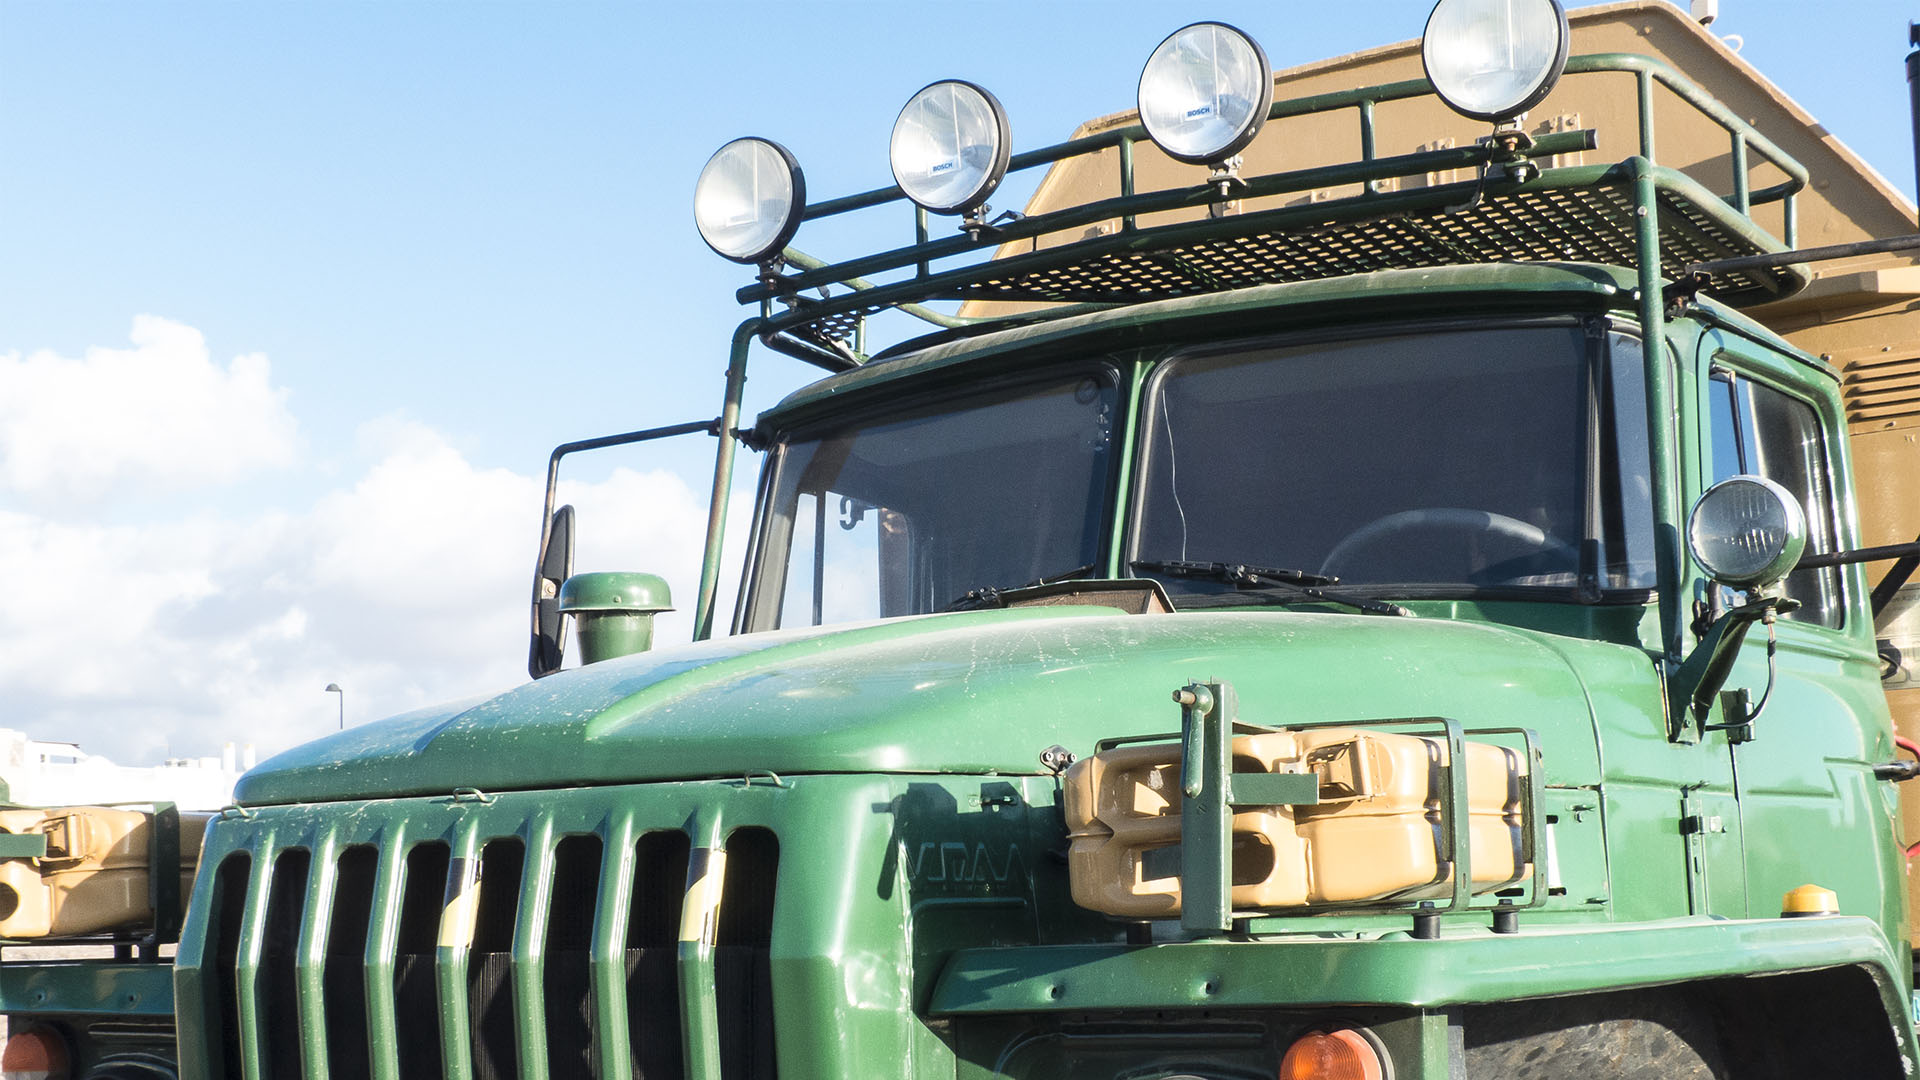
<box><xmin>1119</xmin><ymin>135</ymin><xmax>1137</xmax><ymax>233</ymax></box>
<box><xmin>1636</xmin><ymin>68</ymin><xmax>1657</xmax><ymax>162</ymax></box>
<box><xmin>1731</xmin><ymin>134</ymin><xmax>1750</xmax><ymax>214</ymax></box>
<box><xmin>1359</xmin><ymin>99</ymin><xmax>1380</xmax><ymax>194</ymax></box>
<box><xmin>1908</xmin><ymin>22</ymin><xmax>1920</xmax><ymax>229</ymax></box>
<box><xmin>693</xmin><ymin>319</ymin><xmax>759</xmax><ymax>641</ymax></box>
<box><xmin>1630</xmin><ymin>155</ymin><xmax>1684</xmax><ymax>669</ymax></box>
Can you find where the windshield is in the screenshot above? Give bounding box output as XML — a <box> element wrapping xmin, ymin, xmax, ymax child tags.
<box><xmin>1134</xmin><ymin>324</ymin><xmax>1655</xmax><ymax>599</ymax></box>
<box><xmin>743</xmin><ymin>372</ymin><xmax>1117</xmax><ymax>631</ymax></box>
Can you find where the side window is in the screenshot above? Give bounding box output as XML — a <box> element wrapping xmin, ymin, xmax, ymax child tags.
<box><xmin>1745</xmin><ymin>380</ymin><xmax>1840</xmax><ymax>624</ymax></box>
<box><xmin>1704</xmin><ymin>364</ymin><xmax>1842</xmax><ymax>627</ymax></box>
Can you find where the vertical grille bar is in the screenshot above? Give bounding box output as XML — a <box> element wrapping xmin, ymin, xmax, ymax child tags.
<box><xmin>293</xmin><ymin>836</ymin><xmax>339</xmax><ymax>1080</ymax></box>
<box><xmin>232</xmin><ymin>832</ymin><xmax>279</xmax><ymax>1080</ymax></box>
<box><xmin>510</xmin><ymin>816</ymin><xmax>556</xmax><ymax>1080</ymax></box>
<box><xmin>436</xmin><ymin>823</ymin><xmax>482</xmax><ymax>1080</ymax></box>
<box><xmin>361</xmin><ymin>831</ymin><xmax>411</xmax><ymax>1080</ymax></box>
<box><xmin>589</xmin><ymin>814</ymin><xmax>637</xmax><ymax>1080</ymax></box>
<box><xmin>678</xmin><ymin>813</ymin><xmax>726</xmax><ymax>1080</ymax></box>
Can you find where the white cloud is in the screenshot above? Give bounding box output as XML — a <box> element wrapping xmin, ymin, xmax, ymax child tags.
<box><xmin>0</xmin><ymin>322</ymin><xmax>752</xmax><ymax>766</ymax></box>
<box><xmin>0</xmin><ymin>315</ymin><xmax>298</xmax><ymax>502</ymax></box>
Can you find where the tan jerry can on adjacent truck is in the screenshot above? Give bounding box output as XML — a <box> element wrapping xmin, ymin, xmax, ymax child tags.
<box><xmin>0</xmin><ymin>806</ymin><xmax>212</xmax><ymax>938</ymax></box>
<box><xmin>1064</xmin><ymin>728</ymin><xmax>1528</xmax><ymax>919</ymax></box>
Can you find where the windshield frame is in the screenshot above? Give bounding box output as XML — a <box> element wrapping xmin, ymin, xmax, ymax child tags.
<box><xmin>1123</xmin><ymin>315</ymin><xmax>1659</xmax><ymax>608</ymax></box>
<box><xmin>735</xmin><ymin>360</ymin><xmax>1127</xmax><ymax>633</ymax></box>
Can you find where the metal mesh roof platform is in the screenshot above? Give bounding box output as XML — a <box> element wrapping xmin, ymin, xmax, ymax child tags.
<box><xmin>768</xmin><ymin>163</ymin><xmax>1806</xmax><ymax>357</ymax></box>
<box><xmin>960</xmin><ymin>179</ymin><xmax>1800</xmax><ymax>307</ymax></box>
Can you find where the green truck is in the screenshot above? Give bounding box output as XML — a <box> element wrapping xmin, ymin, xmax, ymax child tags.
<box><xmin>7</xmin><ymin>2</ymin><xmax>1920</xmax><ymax>1077</ymax></box>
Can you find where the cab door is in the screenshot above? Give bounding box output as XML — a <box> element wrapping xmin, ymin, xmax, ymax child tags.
<box><xmin>1694</xmin><ymin>329</ymin><xmax>1899</xmax><ymax>926</ymax></box>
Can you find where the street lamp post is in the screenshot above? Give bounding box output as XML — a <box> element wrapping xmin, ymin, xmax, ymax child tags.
<box><xmin>325</xmin><ymin>683</ymin><xmax>344</xmax><ymax>730</ymax></box>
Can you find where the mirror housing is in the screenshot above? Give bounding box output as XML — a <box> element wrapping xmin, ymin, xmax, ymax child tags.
<box><xmin>528</xmin><ymin>504</ymin><xmax>576</xmax><ymax>679</ymax></box>
<box><xmin>559</xmin><ymin>572</ymin><xmax>674</xmax><ymax>665</ymax></box>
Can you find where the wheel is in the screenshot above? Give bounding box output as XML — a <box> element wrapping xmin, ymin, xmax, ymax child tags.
<box><xmin>1463</xmin><ymin>989</ymin><xmax>1731</xmax><ymax>1079</ymax></box>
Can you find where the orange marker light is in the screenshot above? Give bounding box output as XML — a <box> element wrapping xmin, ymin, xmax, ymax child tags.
<box><xmin>1</xmin><ymin>1028</ymin><xmax>70</xmax><ymax>1080</ymax></box>
<box><xmin>1780</xmin><ymin>882</ymin><xmax>1839</xmax><ymax>917</ymax></box>
<box><xmin>1279</xmin><ymin>1028</ymin><xmax>1386</xmax><ymax>1080</ymax></box>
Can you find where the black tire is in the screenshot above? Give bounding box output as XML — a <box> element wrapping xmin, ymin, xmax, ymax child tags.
<box><xmin>1463</xmin><ymin>988</ymin><xmax>1730</xmax><ymax>1079</ymax></box>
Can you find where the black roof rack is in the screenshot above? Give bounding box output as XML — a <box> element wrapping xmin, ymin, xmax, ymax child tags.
<box><xmin>733</xmin><ymin>53</ymin><xmax>1808</xmax><ymax>371</ymax></box>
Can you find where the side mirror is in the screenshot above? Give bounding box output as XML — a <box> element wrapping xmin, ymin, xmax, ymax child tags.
<box><xmin>559</xmin><ymin>572</ymin><xmax>674</xmax><ymax>664</ymax></box>
<box><xmin>528</xmin><ymin>504</ymin><xmax>575</xmax><ymax>679</ymax></box>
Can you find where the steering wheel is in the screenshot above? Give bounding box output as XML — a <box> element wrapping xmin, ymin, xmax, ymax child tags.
<box><xmin>1318</xmin><ymin>508</ymin><xmax>1579</xmax><ymax>582</ymax></box>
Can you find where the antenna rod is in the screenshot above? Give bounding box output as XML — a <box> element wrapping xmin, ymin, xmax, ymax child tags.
<box><xmin>1908</xmin><ymin>23</ymin><xmax>1920</xmax><ymax>226</ymax></box>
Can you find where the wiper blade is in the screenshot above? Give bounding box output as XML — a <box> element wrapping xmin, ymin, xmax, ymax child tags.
<box><xmin>944</xmin><ymin>563</ymin><xmax>1100</xmax><ymax>612</ymax></box>
<box><xmin>1131</xmin><ymin>560</ymin><xmax>1413</xmax><ymax>618</ymax></box>
<box><xmin>1133</xmin><ymin>559</ymin><xmax>1339</xmax><ymax>587</ymax></box>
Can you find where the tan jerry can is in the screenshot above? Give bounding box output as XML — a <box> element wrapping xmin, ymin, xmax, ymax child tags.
<box><xmin>1064</xmin><ymin>728</ymin><xmax>1528</xmax><ymax>918</ymax></box>
<box><xmin>0</xmin><ymin>806</ymin><xmax>212</xmax><ymax>938</ymax></box>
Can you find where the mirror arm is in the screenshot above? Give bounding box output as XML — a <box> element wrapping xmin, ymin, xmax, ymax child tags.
<box><xmin>1870</xmin><ymin>538</ymin><xmax>1920</xmax><ymax>618</ymax></box>
<box><xmin>526</xmin><ymin>417</ymin><xmax>722</xmax><ymax>679</ymax></box>
<box><xmin>1789</xmin><ymin>536</ymin><xmax>1920</xmax><ymax>619</ymax></box>
<box><xmin>1670</xmin><ymin>595</ymin><xmax>1792</xmax><ymax>726</ymax></box>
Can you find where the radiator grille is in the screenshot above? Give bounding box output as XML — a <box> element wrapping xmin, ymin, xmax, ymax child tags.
<box><xmin>186</xmin><ymin>797</ymin><xmax>780</xmax><ymax>1080</ymax></box>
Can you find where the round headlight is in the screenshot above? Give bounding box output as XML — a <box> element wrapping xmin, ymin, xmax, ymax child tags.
<box><xmin>1421</xmin><ymin>0</ymin><xmax>1570</xmax><ymax>123</ymax></box>
<box><xmin>890</xmin><ymin>80</ymin><xmax>1011</xmax><ymax>216</ymax></box>
<box><xmin>1138</xmin><ymin>22</ymin><xmax>1272</xmax><ymax>166</ymax></box>
<box><xmin>694</xmin><ymin>137</ymin><xmax>805</xmax><ymax>264</ymax></box>
<box><xmin>1687</xmin><ymin>475</ymin><xmax>1808</xmax><ymax>590</ymax></box>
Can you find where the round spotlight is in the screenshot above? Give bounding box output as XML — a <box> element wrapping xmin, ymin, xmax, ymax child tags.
<box><xmin>1422</xmin><ymin>0</ymin><xmax>1570</xmax><ymax>122</ymax></box>
<box><xmin>694</xmin><ymin>137</ymin><xmax>806</xmax><ymax>264</ymax></box>
<box><xmin>1687</xmin><ymin>475</ymin><xmax>1808</xmax><ymax>590</ymax></box>
<box><xmin>1137</xmin><ymin>22</ymin><xmax>1273</xmax><ymax>166</ymax></box>
<box><xmin>890</xmin><ymin>80</ymin><xmax>1011</xmax><ymax>216</ymax></box>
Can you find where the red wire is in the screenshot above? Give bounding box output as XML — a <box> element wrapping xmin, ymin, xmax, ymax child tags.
<box><xmin>1898</xmin><ymin>737</ymin><xmax>1920</xmax><ymax>858</ymax></box>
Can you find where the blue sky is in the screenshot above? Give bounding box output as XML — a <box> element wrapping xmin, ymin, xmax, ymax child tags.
<box><xmin>2</xmin><ymin>0</ymin><xmax>1915</xmax><ymax>761</ymax></box>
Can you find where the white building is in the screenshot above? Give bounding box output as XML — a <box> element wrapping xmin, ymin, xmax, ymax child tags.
<box><xmin>0</xmin><ymin>730</ymin><xmax>252</xmax><ymax>811</ymax></box>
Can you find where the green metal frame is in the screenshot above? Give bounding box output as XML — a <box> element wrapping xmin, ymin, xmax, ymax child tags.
<box><xmin>1096</xmin><ymin>682</ymin><xmax>1547</xmax><ymax>935</ymax></box>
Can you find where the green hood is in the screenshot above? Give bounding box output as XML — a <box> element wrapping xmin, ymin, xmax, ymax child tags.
<box><xmin>237</xmin><ymin>607</ymin><xmax>1628</xmax><ymax>805</ymax></box>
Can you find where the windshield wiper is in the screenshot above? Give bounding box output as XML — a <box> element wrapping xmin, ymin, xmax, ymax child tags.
<box><xmin>1131</xmin><ymin>560</ymin><xmax>1413</xmax><ymax>617</ymax></box>
<box><xmin>945</xmin><ymin>564</ymin><xmax>1100</xmax><ymax>612</ymax></box>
